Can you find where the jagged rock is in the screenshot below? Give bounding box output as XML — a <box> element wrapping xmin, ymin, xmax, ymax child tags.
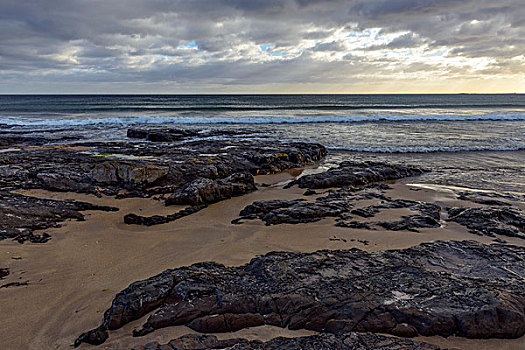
<box><xmin>239</xmin><ymin>199</ymin><xmax>306</xmax><ymax>217</ymax></box>
<box><xmin>238</xmin><ymin>196</ymin><xmax>351</xmax><ymax>225</ymax></box>
<box><xmin>127</xmin><ymin>128</ymin><xmax>199</xmax><ymax>142</ymax></box>
<box><xmin>457</xmin><ymin>193</ymin><xmax>508</xmax><ymax>206</ymax></box>
<box><xmin>166</xmin><ymin>173</ymin><xmax>256</xmax><ymax>206</ymax></box>
<box><xmin>0</xmin><ymin>191</ymin><xmax>118</xmax><ymax>243</ymax></box>
<box><xmin>130</xmin><ymin>332</ymin><xmax>446</xmax><ymax>350</ymax></box>
<box><xmin>447</xmin><ymin>206</ymin><xmax>525</xmax><ymax>239</ymax></box>
<box><xmin>76</xmin><ymin>241</ymin><xmax>525</xmax><ymax>347</ymax></box>
<box><xmin>237</xmin><ymin>193</ymin><xmax>440</xmax><ymax>231</ymax></box>
<box><xmin>90</xmin><ymin>162</ymin><xmax>169</xmax><ymax>186</ymax></box>
<box><xmin>286</xmin><ymin>161</ymin><xmax>427</xmax><ymax>189</ymax></box>
<box><xmin>0</xmin><ymin>130</ymin><xmax>326</xmax><ymax>198</ymax></box>
<box><xmin>335</xmin><ymin>221</ymin><xmax>374</xmax><ymax>230</ymax></box>
<box><xmin>124</xmin><ymin>205</ymin><xmax>207</xmax><ymax>226</ymax></box>
<box><xmin>378</xmin><ymin>215</ymin><xmax>441</xmax><ymax>232</ymax></box>
<box><xmin>0</xmin><ymin>130</ymin><xmax>326</xmax><ymax>244</ymax></box>
<box><xmin>351</xmin><ymin>206</ymin><xmax>381</xmax><ymax>218</ymax></box>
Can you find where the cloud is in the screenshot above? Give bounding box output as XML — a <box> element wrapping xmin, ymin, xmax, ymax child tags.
<box><xmin>0</xmin><ymin>0</ymin><xmax>523</xmax><ymax>92</ymax></box>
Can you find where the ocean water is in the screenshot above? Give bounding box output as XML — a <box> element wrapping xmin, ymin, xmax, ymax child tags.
<box><xmin>1</xmin><ymin>94</ymin><xmax>524</xmax><ymax>194</ymax></box>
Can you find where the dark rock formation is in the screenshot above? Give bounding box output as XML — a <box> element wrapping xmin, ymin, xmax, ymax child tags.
<box><xmin>127</xmin><ymin>128</ymin><xmax>199</xmax><ymax>142</ymax></box>
<box><xmin>237</xmin><ymin>191</ymin><xmax>441</xmax><ymax>232</ymax></box>
<box><xmin>0</xmin><ymin>128</ymin><xmax>326</xmax><ymax>243</ymax></box>
<box><xmin>75</xmin><ymin>241</ymin><xmax>525</xmax><ymax>347</ymax></box>
<box><xmin>377</xmin><ymin>215</ymin><xmax>441</xmax><ymax>232</ymax></box>
<box><xmin>335</xmin><ymin>221</ymin><xmax>374</xmax><ymax>230</ymax></box>
<box><xmin>165</xmin><ymin>173</ymin><xmax>256</xmax><ymax>206</ymax></box>
<box><xmin>285</xmin><ymin>161</ymin><xmax>426</xmax><ymax>189</ymax></box>
<box><xmin>237</xmin><ymin>195</ymin><xmax>351</xmax><ymax>225</ymax></box>
<box><xmin>351</xmin><ymin>206</ymin><xmax>381</xmax><ymax>218</ymax></box>
<box><xmin>0</xmin><ymin>268</ymin><xmax>8</xmax><ymax>279</ymax></box>
<box><xmin>130</xmin><ymin>332</ymin><xmax>446</xmax><ymax>350</ymax></box>
<box><xmin>0</xmin><ymin>136</ymin><xmax>326</xmax><ymax>198</ymax></box>
<box><xmin>0</xmin><ymin>191</ymin><xmax>118</xmax><ymax>243</ymax></box>
<box><xmin>303</xmin><ymin>189</ymin><xmax>317</xmax><ymax>196</ymax></box>
<box><xmin>124</xmin><ymin>205</ymin><xmax>207</xmax><ymax>226</ymax></box>
<box><xmin>447</xmin><ymin>206</ymin><xmax>525</xmax><ymax>239</ymax></box>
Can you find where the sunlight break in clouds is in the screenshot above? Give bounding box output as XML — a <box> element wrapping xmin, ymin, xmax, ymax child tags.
<box><xmin>0</xmin><ymin>0</ymin><xmax>523</xmax><ymax>93</ymax></box>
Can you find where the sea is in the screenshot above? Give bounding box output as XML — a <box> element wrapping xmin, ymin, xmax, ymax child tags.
<box><xmin>1</xmin><ymin>94</ymin><xmax>524</xmax><ymax>195</ymax></box>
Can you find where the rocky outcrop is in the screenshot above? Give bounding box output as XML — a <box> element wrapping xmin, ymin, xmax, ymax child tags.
<box><xmin>124</xmin><ymin>205</ymin><xmax>207</xmax><ymax>226</ymax></box>
<box><xmin>127</xmin><ymin>128</ymin><xmax>199</xmax><ymax>142</ymax></box>
<box><xmin>0</xmin><ymin>191</ymin><xmax>118</xmax><ymax>243</ymax></box>
<box><xmin>377</xmin><ymin>215</ymin><xmax>441</xmax><ymax>232</ymax></box>
<box><xmin>165</xmin><ymin>173</ymin><xmax>256</xmax><ymax>206</ymax></box>
<box><xmin>90</xmin><ymin>162</ymin><xmax>169</xmax><ymax>186</ymax></box>
<box><xmin>75</xmin><ymin>241</ymin><xmax>525</xmax><ymax>347</ymax></box>
<box><xmin>237</xmin><ymin>197</ymin><xmax>350</xmax><ymax>225</ymax></box>
<box><xmin>235</xmin><ymin>190</ymin><xmax>441</xmax><ymax>232</ymax></box>
<box><xmin>0</xmin><ymin>135</ymin><xmax>326</xmax><ymax>198</ymax></box>
<box><xmin>0</xmin><ymin>128</ymin><xmax>326</xmax><ymax>244</ymax></box>
<box><xmin>447</xmin><ymin>206</ymin><xmax>525</xmax><ymax>239</ymax></box>
<box><xmin>285</xmin><ymin>161</ymin><xmax>427</xmax><ymax>189</ymax></box>
<box><xmin>130</xmin><ymin>332</ymin><xmax>446</xmax><ymax>350</ymax></box>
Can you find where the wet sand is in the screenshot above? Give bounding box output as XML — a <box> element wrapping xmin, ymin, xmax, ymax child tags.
<box><xmin>0</xmin><ymin>173</ymin><xmax>524</xmax><ymax>349</ymax></box>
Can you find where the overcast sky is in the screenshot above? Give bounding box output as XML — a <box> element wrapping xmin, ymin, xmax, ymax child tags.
<box><xmin>0</xmin><ymin>0</ymin><xmax>524</xmax><ymax>93</ymax></box>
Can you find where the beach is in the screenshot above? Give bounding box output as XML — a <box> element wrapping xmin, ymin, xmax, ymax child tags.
<box><xmin>1</xmin><ymin>164</ymin><xmax>524</xmax><ymax>349</ymax></box>
<box><xmin>1</xmin><ymin>95</ymin><xmax>524</xmax><ymax>349</ymax></box>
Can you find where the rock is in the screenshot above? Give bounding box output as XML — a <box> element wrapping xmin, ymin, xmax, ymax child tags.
<box><xmin>447</xmin><ymin>206</ymin><xmax>525</xmax><ymax>239</ymax></box>
<box><xmin>335</xmin><ymin>221</ymin><xmax>374</xmax><ymax>230</ymax></box>
<box><xmin>127</xmin><ymin>128</ymin><xmax>200</xmax><ymax>142</ymax></box>
<box><xmin>0</xmin><ymin>130</ymin><xmax>325</xmax><ymax>198</ymax></box>
<box><xmin>0</xmin><ymin>268</ymin><xmax>8</xmax><ymax>279</ymax></box>
<box><xmin>285</xmin><ymin>161</ymin><xmax>427</xmax><ymax>189</ymax></box>
<box><xmin>90</xmin><ymin>162</ymin><xmax>169</xmax><ymax>186</ymax></box>
<box><xmin>124</xmin><ymin>205</ymin><xmax>208</xmax><ymax>226</ymax></box>
<box><xmin>237</xmin><ymin>196</ymin><xmax>351</xmax><ymax>225</ymax></box>
<box><xmin>0</xmin><ymin>281</ymin><xmax>29</xmax><ymax>289</ymax></box>
<box><xmin>76</xmin><ymin>241</ymin><xmax>525</xmax><ymax>347</ymax></box>
<box><xmin>129</xmin><ymin>332</ymin><xmax>446</xmax><ymax>350</ymax></box>
<box><xmin>237</xmin><ymin>192</ymin><xmax>440</xmax><ymax>231</ymax></box>
<box><xmin>303</xmin><ymin>189</ymin><xmax>317</xmax><ymax>196</ymax></box>
<box><xmin>351</xmin><ymin>206</ymin><xmax>381</xmax><ymax>218</ymax></box>
<box><xmin>0</xmin><ymin>191</ymin><xmax>118</xmax><ymax>243</ymax></box>
<box><xmin>239</xmin><ymin>199</ymin><xmax>306</xmax><ymax>217</ymax></box>
<box><xmin>0</xmin><ymin>129</ymin><xmax>327</xmax><ymax>244</ymax></box>
<box><xmin>378</xmin><ymin>215</ymin><xmax>440</xmax><ymax>232</ymax></box>
<box><xmin>166</xmin><ymin>173</ymin><xmax>256</xmax><ymax>206</ymax></box>
<box><xmin>457</xmin><ymin>193</ymin><xmax>508</xmax><ymax>206</ymax></box>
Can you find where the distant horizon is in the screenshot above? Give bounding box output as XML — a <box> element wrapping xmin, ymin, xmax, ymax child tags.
<box><xmin>1</xmin><ymin>92</ymin><xmax>524</xmax><ymax>96</ymax></box>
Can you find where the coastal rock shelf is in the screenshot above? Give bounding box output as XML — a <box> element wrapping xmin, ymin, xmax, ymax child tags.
<box><xmin>447</xmin><ymin>206</ymin><xmax>525</xmax><ymax>239</ymax></box>
<box><xmin>0</xmin><ymin>128</ymin><xmax>326</xmax><ymax>241</ymax></box>
<box><xmin>285</xmin><ymin>161</ymin><xmax>427</xmax><ymax>189</ymax></box>
<box><xmin>165</xmin><ymin>172</ymin><xmax>257</xmax><ymax>206</ymax></box>
<box><xmin>0</xmin><ymin>135</ymin><xmax>326</xmax><ymax>197</ymax></box>
<box><xmin>0</xmin><ymin>191</ymin><xmax>118</xmax><ymax>243</ymax></box>
<box><xmin>234</xmin><ymin>187</ymin><xmax>443</xmax><ymax>233</ymax></box>
<box><xmin>130</xmin><ymin>332</ymin><xmax>444</xmax><ymax>350</ymax></box>
<box><xmin>75</xmin><ymin>240</ymin><xmax>525</xmax><ymax>347</ymax></box>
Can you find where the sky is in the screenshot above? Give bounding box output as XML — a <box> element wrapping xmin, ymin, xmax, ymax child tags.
<box><xmin>0</xmin><ymin>0</ymin><xmax>524</xmax><ymax>94</ymax></box>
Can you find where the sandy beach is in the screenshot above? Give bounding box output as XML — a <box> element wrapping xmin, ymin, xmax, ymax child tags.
<box><xmin>1</xmin><ymin>168</ymin><xmax>523</xmax><ymax>349</ymax></box>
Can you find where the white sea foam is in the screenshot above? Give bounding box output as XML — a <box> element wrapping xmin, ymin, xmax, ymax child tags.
<box><xmin>329</xmin><ymin>145</ymin><xmax>525</xmax><ymax>153</ymax></box>
<box><xmin>1</xmin><ymin>113</ymin><xmax>525</xmax><ymax>127</ymax></box>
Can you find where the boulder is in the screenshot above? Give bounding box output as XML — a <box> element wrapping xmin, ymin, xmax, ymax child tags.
<box><xmin>166</xmin><ymin>173</ymin><xmax>256</xmax><ymax>206</ymax></box>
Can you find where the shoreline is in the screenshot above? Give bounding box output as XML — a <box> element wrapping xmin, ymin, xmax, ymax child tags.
<box><xmin>1</xmin><ymin>172</ymin><xmax>524</xmax><ymax>349</ymax></box>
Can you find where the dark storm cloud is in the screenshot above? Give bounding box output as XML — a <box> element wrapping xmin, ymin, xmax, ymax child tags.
<box><xmin>0</xmin><ymin>0</ymin><xmax>523</xmax><ymax>92</ymax></box>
